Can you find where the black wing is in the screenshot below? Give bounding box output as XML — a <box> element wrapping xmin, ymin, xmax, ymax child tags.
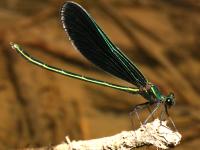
<box><xmin>61</xmin><ymin>2</ymin><xmax>147</xmax><ymax>87</ymax></box>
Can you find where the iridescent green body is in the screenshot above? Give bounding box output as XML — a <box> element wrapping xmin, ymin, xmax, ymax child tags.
<box><xmin>10</xmin><ymin>43</ymin><xmax>168</xmax><ymax>104</ymax></box>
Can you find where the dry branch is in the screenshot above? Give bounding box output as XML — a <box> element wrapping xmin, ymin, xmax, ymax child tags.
<box><xmin>50</xmin><ymin>119</ymin><xmax>181</xmax><ymax>150</ymax></box>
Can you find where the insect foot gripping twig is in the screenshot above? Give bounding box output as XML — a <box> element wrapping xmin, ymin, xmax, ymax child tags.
<box><xmin>52</xmin><ymin>119</ymin><xmax>181</xmax><ymax>150</ymax></box>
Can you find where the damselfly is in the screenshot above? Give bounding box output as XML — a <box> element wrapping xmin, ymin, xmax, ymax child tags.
<box><xmin>10</xmin><ymin>1</ymin><xmax>176</xmax><ymax>126</ymax></box>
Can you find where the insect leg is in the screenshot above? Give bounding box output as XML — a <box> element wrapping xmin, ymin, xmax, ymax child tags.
<box><xmin>143</xmin><ymin>102</ymin><xmax>161</xmax><ymax>124</ymax></box>
<box><xmin>129</xmin><ymin>102</ymin><xmax>150</xmax><ymax>126</ymax></box>
<box><xmin>164</xmin><ymin>104</ymin><xmax>178</xmax><ymax>131</ymax></box>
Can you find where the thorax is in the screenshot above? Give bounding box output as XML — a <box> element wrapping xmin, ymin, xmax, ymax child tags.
<box><xmin>140</xmin><ymin>83</ymin><xmax>164</xmax><ymax>103</ymax></box>
<box><xmin>150</xmin><ymin>85</ymin><xmax>164</xmax><ymax>101</ymax></box>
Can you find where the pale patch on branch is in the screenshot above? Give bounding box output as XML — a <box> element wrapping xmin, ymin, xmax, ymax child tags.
<box><xmin>53</xmin><ymin>119</ymin><xmax>181</xmax><ymax>150</ymax></box>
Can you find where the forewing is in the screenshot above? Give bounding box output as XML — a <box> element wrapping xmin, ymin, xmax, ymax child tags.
<box><xmin>61</xmin><ymin>2</ymin><xmax>147</xmax><ymax>87</ymax></box>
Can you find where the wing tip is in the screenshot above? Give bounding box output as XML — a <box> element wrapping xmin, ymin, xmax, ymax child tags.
<box><xmin>61</xmin><ymin>1</ymin><xmax>83</xmax><ymax>14</ymax></box>
<box><xmin>60</xmin><ymin>1</ymin><xmax>86</xmax><ymax>30</ymax></box>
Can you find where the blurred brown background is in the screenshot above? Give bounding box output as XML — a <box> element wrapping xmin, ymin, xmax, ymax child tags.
<box><xmin>0</xmin><ymin>0</ymin><xmax>200</xmax><ymax>149</ymax></box>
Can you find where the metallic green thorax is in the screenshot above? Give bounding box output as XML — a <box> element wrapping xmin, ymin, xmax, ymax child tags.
<box><xmin>150</xmin><ymin>85</ymin><xmax>163</xmax><ymax>101</ymax></box>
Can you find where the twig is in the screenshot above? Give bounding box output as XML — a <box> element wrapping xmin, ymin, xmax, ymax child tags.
<box><xmin>52</xmin><ymin>119</ymin><xmax>181</xmax><ymax>150</ymax></box>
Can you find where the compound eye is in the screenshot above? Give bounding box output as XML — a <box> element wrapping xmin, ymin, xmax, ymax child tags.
<box><xmin>166</xmin><ymin>97</ymin><xmax>174</xmax><ymax>106</ymax></box>
<box><xmin>167</xmin><ymin>97</ymin><xmax>171</xmax><ymax>102</ymax></box>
